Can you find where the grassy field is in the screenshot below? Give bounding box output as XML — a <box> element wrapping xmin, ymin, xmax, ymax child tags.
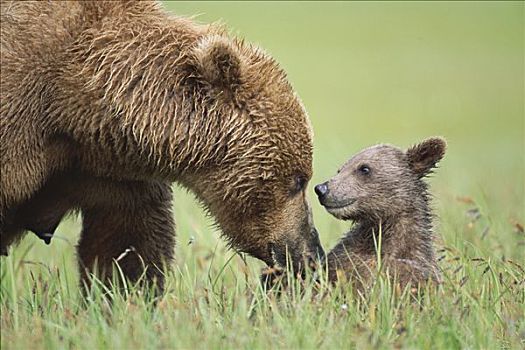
<box><xmin>1</xmin><ymin>1</ymin><xmax>524</xmax><ymax>349</ymax></box>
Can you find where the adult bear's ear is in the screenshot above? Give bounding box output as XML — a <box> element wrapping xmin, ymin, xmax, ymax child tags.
<box><xmin>192</xmin><ymin>35</ymin><xmax>243</xmax><ymax>92</ymax></box>
<box><xmin>406</xmin><ymin>137</ymin><xmax>447</xmax><ymax>178</ymax></box>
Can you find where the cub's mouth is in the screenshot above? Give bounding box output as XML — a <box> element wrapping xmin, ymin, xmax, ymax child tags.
<box><xmin>321</xmin><ymin>198</ymin><xmax>356</xmax><ymax>210</ymax></box>
<box><xmin>321</xmin><ymin>198</ymin><xmax>357</xmax><ymax>221</ymax></box>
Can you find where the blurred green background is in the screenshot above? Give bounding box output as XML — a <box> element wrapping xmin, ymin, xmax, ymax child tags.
<box><xmin>10</xmin><ymin>0</ymin><xmax>525</xmax><ymax>270</ymax></box>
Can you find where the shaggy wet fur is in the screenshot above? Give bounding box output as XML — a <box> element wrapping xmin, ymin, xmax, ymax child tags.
<box><xmin>317</xmin><ymin>138</ymin><xmax>446</xmax><ymax>291</ymax></box>
<box><xmin>0</xmin><ymin>0</ymin><xmax>323</xmax><ymax>287</ymax></box>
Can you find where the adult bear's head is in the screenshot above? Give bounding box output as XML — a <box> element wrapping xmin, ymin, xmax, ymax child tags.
<box><xmin>180</xmin><ymin>35</ymin><xmax>324</xmax><ymax>271</ymax></box>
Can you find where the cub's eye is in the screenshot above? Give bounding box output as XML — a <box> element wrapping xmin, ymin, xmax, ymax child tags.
<box><xmin>358</xmin><ymin>164</ymin><xmax>371</xmax><ymax>175</ymax></box>
<box><xmin>292</xmin><ymin>175</ymin><xmax>307</xmax><ymax>194</ymax></box>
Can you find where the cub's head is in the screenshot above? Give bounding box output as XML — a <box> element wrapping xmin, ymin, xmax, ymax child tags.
<box><xmin>315</xmin><ymin>138</ymin><xmax>446</xmax><ymax>222</ymax></box>
<box><xmin>187</xmin><ymin>35</ymin><xmax>324</xmax><ymax>271</ymax></box>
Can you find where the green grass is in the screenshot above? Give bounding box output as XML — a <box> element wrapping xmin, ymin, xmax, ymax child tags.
<box><xmin>1</xmin><ymin>2</ymin><xmax>524</xmax><ymax>349</ymax></box>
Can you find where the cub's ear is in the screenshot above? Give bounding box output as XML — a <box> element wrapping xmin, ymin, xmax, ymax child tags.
<box><xmin>192</xmin><ymin>35</ymin><xmax>243</xmax><ymax>92</ymax></box>
<box><xmin>406</xmin><ymin>137</ymin><xmax>447</xmax><ymax>178</ymax></box>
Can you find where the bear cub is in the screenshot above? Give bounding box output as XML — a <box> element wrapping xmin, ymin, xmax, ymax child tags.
<box><xmin>315</xmin><ymin>137</ymin><xmax>446</xmax><ymax>291</ymax></box>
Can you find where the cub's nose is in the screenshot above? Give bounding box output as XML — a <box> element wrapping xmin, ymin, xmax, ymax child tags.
<box><xmin>314</xmin><ymin>182</ymin><xmax>329</xmax><ymax>198</ymax></box>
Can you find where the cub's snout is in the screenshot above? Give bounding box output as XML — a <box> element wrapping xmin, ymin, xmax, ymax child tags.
<box><xmin>315</xmin><ymin>181</ymin><xmax>354</xmax><ymax>209</ymax></box>
<box><xmin>314</xmin><ymin>182</ymin><xmax>328</xmax><ymax>198</ymax></box>
<box><xmin>315</xmin><ymin>181</ymin><xmax>338</xmax><ymax>208</ymax></box>
<box><xmin>314</xmin><ymin>172</ymin><xmax>359</xmax><ymax>220</ymax></box>
<box><xmin>314</xmin><ymin>182</ymin><xmax>330</xmax><ymax>205</ymax></box>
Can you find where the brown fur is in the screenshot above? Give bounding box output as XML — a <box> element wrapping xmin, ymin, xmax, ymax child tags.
<box><xmin>316</xmin><ymin>138</ymin><xmax>446</xmax><ymax>291</ymax></box>
<box><xmin>0</xmin><ymin>1</ymin><xmax>323</xmax><ymax>287</ymax></box>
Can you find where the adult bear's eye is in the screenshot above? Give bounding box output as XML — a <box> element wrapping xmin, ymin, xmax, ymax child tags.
<box><xmin>292</xmin><ymin>175</ymin><xmax>307</xmax><ymax>195</ymax></box>
<box><xmin>358</xmin><ymin>164</ymin><xmax>371</xmax><ymax>175</ymax></box>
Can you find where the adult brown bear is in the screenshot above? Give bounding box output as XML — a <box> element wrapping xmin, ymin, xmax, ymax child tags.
<box><xmin>0</xmin><ymin>1</ymin><xmax>323</xmax><ymax>288</ymax></box>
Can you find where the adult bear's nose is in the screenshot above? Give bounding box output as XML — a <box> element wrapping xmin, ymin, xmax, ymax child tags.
<box><xmin>314</xmin><ymin>182</ymin><xmax>329</xmax><ymax>198</ymax></box>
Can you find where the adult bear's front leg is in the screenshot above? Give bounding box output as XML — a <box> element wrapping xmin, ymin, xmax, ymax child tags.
<box><xmin>77</xmin><ymin>180</ymin><xmax>176</xmax><ymax>292</ymax></box>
